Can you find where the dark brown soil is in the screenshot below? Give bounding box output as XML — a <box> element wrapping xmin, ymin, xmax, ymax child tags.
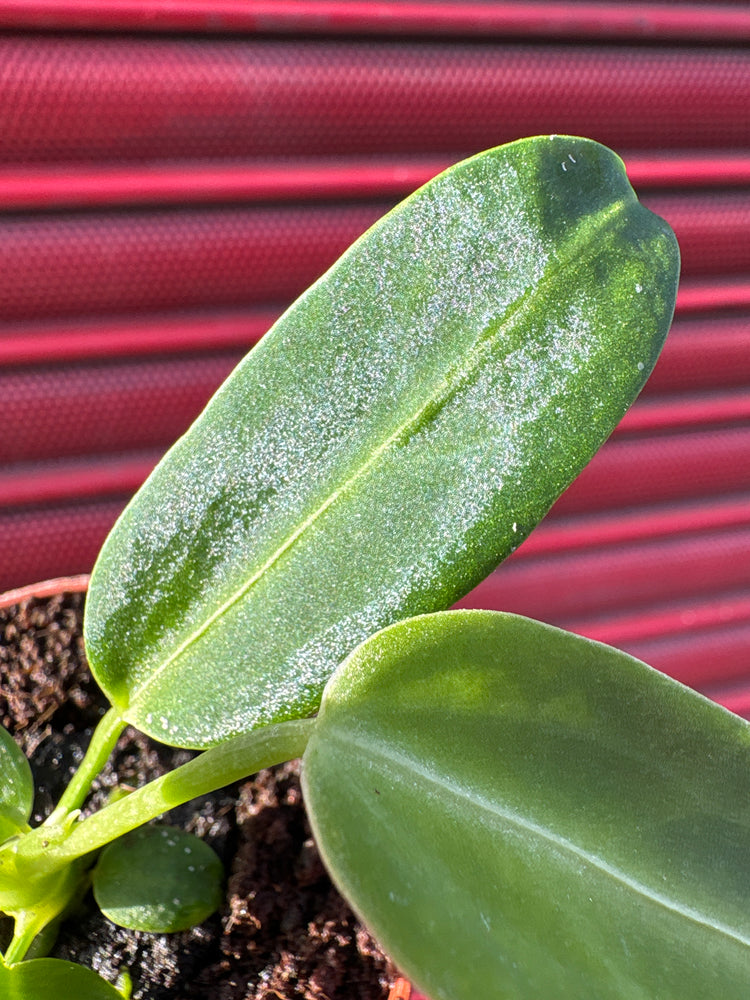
<box><xmin>0</xmin><ymin>591</ymin><xmax>399</xmax><ymax>999</ymax></box>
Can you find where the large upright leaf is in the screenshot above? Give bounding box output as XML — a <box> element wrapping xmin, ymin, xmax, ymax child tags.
<box><xmin>85</xmin><ymin>136</ymin><xmax>679</xmax><ymax>747</ymax></box>
<box><xmin>303</xmin><ymin>611</ymin><xmax>750</xmax><ymax>1000</ymax></box>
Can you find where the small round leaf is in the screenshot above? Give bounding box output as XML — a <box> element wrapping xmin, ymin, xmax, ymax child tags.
<box><xmin>92</xmin><ymin>825</ymin><xmax>223</xmax><ymax>932</ymax></box>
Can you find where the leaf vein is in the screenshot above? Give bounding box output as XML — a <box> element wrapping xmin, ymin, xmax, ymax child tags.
<box><xmin>331</xmin><ymin>729</ymin><xmax>750</xmax><ymax>950</ymax></box>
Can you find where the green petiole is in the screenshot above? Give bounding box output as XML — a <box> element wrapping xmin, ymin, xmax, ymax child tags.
<box><xmin>22</xmin><ymin>716</ymin><xmax>315</xmax><ymax>868</ymax></box>
<box><xmin>43</xmin><ymin>708</ymin><xmax>127</xmax><ymax>829</ymax></box>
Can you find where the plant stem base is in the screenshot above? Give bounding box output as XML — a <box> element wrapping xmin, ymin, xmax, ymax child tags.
<box><xmin>1</xmin><ymin>588</ymin><xmax>400</xmax><ymax>999</ymax></box>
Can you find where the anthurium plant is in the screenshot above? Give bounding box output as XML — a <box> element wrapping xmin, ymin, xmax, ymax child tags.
<box><xmin>5</xmin><ymin>134</ymin><xmax>734</xmax><ymax>1000</ymax></box>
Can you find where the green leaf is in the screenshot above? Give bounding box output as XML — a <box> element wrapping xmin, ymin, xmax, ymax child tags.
<box><xmin>91</xmin><ymin>825</ymin><xmax>223</xmax><ymax>932</ymax></box>
<box><xmin>303</xmin><ymin>611</ymin><xmax>750</xmax><ymax>1000</ymax></box>
<box><xmin>0</xmin><ymin>956</ymin><xmax>124</xmax><ymax>1000</ymax></box>
<box><xmin>84</xmin><ymin>136</ymin><xmax>679</xmax><ymax>748</ymax></box>
<box><xmin>0</xmin><ymin>725</ymin><xmax>33</xmax><ymax>842</ymax></box>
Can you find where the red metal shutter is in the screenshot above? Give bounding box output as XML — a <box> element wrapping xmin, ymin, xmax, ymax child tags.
<box><xmin>1</xmin><ymin>1</ymin><xmax>749</xmax><ymax>712</ymax></box>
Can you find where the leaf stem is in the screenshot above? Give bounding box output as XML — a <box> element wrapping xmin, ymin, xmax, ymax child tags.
<box><xmin>1</xmin><ymin>857</ymin><xmax>89</xmax><ymax>963</ymax></box>
<box><xmin>3</xmin><ymin>910</ymin><xmax>42</xmax><ymax>964</ymax></box>
<box><xmin>44</xmin><ymin>707</ymin><xmax>127</xmax><ymax>828</ymax></box>
<box><xmin>39</xmin><ymin>716</ymin><xmax>316</xmax><ymax>865</ymax></box>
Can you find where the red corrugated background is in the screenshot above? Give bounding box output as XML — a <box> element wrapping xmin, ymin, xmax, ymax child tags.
<box><xmin>1</xmin><ymin>1</ymin><xmax>749</xmax><ymax>720</ymax></box>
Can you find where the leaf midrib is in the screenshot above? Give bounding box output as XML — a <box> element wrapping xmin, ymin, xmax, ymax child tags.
<box><xmin>326</xmin><ymin>727</ymin><xmax>750</xmax><ymax>950</ymax></box>
<box><xmin>127</xmin><ymin>194</ymin><xmax>630</xmax><ymax>709</ymax></box>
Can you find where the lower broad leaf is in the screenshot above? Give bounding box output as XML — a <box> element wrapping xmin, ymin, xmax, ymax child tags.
<box><xmin>302</xmin><ymin>610</ymin><xmax>750</xmax><ymax>1000</ymax></box>
<box><xmin>0</xmin><ymin>956</ymin><xmax>124</xmax><ymax>999</ymax></box>
<box><xmin>92</xmin><ymin>825</ymin><xmax>223</xmax><ymax>933</ymax></box>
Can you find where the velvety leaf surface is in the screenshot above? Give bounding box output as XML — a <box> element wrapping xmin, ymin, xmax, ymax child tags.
<box><xmin>0</xmin><ymin>725</ymin><xmax>33</xmax><ymax>842</ymax></box>
<box><xmin>85</xmin><ymin>136</ymin><xmax>679</xmax><ymax>747</ymax></box>
<box><xmin>303</xmin><ymin>611</ymin><xmax>750</xmax><ymax>1000</ymax></box>
<box><xmin>0</xmin><ymin>957</ymin><xmax>124</xmax><ymax>999</ymax></box>
<box><xmin>91</xmin><ymin>825</ymin><xmax>223</xmax><ymax>932</ymax></box>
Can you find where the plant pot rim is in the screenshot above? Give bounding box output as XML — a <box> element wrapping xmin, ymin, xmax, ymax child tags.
<box><xmin>0</xmin><ymin>574</ymin><xmax>90</xmax><ymax>609</ymax></box>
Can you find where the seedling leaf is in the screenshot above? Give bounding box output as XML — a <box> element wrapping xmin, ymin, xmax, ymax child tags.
<box><xmin>0</xmin><ymin>955</ymin><xmax>124</xmax><ymax>999</ymax></box>
<box><xmin>92</xmin><ymin>825</ymin><xmax>223</xmax><ymax>932</ymax></box>
<box><xmin>0</xmin><ymin>725</ymin><xmax>33</xmax><ymax>842</ymax></box>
